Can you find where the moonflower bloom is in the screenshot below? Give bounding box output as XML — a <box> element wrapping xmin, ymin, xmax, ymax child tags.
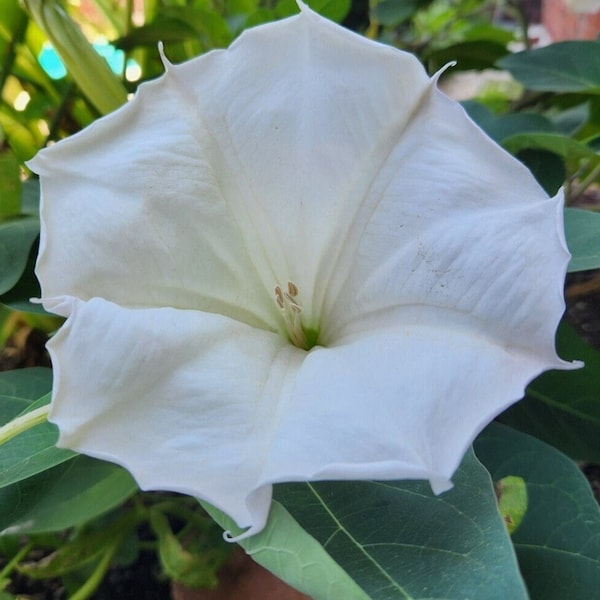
<box><xmin>29</xmin><ymin>4</ymin><xmax>576</xmax><ymax>540</ymax></box>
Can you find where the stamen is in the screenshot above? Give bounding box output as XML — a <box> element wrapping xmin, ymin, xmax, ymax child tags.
<box><xmin>274</xmin><ymin>281</ymin><xmax>310</xmax><ymax>350</ymax></box>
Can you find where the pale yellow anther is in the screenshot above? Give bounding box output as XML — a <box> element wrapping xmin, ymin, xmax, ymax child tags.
<box><xmin>274</xmin><ymin>281</ymin><xmax>309</xmax><ymax>349</ymax></box>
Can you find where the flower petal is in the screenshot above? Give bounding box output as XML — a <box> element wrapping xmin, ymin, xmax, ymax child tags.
<box><xmin>264</xmin><ymin>326</ymin><xmax>551</xmax><ymax>494</ymax></box>
<box><xmin>29</xmin><ymin>6</ymin><xmax>432</xmax><ymax>328</ymax></box>
<box><xmin>31</xmin><ymin>5</ymin><xmax>579</xmax><ymax>542</ymax></box>
<box><xmin>47</xmin><ymin>297</ymin><xmax>303</xmax><ymax>535</ymax></box>
<box><xmin>47</xmin><ymin>296</ymin><xmax>559</xmax><ymax>539</ymax></box>
<box><xmin>322</xmin><ymin>83</ymin><xmax>572</xmax><ymax>371</ymax></box>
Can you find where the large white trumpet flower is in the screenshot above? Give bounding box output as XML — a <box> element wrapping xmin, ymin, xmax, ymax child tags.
<box><xmin>29</xmin><ymin>4</ymin><xmax>575</xmax><ymax>540</ymax></box>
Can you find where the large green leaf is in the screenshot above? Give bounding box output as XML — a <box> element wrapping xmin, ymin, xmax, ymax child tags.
<box><xmin>565</xmin><ymin>207</ymin><xmax>600</xmax><ymax>272</ymax></box>
<box><xmin>371</xmin><ymin>0</ymin><xmax>419</xmax><ymax>26</ymax></box>
<box><xmin>203</xmin><ymin>499</ymin><xmax>367</xmax><ymax>599</ymax></box>
<box><xmin>0</xmin><ymin>368</ymin><xmax>74</xmax><ymax>488</ymax></box>
<box><xmin>497</xmin><ymin>41</ymin><xmax>600</xmax><ymax>93</ymax></box>
<box><xmin>0</xmin><ymin>179</ymin><xmax>40</xmax><ymax>295</ymax></box>
<box><xmin>474</xmin><ymin>423</ymin><xmax>600</xmax><ymax>600</ymax></box>
<box><xmin>499</xmin><ymin>323</ymin><xmax>600</xmax><ymax>462</ymax></box>
<box><xmin>270</xmin><ymin>449</ymin><xmax>526</xmax><ymax>599</ymax></box>
<box><xmin>502</xmin><ymin>132</ymin><xmax>598</xmax><ymax>162</ymax></box>
<box><xmin>462</xmin><ymin>103</ymin><xmax>565</xmax><ymax>192</ymax></box>
<box><xmin>0</xmin><ymin>456</ymin><xmax>138</xmax><ymax>535</ymax></box>
<box><xmin>0</xmin><ymin>397</ymin><xmax>75</xmax><ymax>489</ymax></box>
<box><xmin>0</xmin><ymin>235</ymin><xmax>50</xmax><ymax>314</ymax></box>
<box><xmin>462</xmin><ymin>101</ymin><xmax>554</xmax><ymax>144</ymax></box>
<box><xmin>0</xmin><ymin>367</ymin><xmax>52</xmax><ymax>418</ymax></box>
<box><xmin>205</xmin><ymin>449</ymin><xmax>526</xmax><ymax>599</ymax></box>
<box><xmin>516</xmin><ymin>148</ymin><xmax>565</xmax><ymax>195</ymax></box>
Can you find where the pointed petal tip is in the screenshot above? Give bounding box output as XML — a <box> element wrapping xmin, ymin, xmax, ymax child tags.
<box><xmin>564</xmin><ymin>359</ymin><xmax>585</xmax><ymax>370</ymax></box>
<box><xmin>40</xmin><ymin>295</ymin><xmax>77</xmax><ymax>318</ymax></box>
<box><xmin>223</xmin><ymin>525</ymin><xmax>261</xmax><ymax>543</ymax></box>
<box><xmin>429</xmin><ymin>475</ymin><xmax>454</xmax><ymax>495</ymax></box>
<box><xmin>431</xmin><ymin>61</ymin><xmax>456</xmax><ymax>83</ymax></box>
<box><xmin>158</xmin><ymin>41</ymin><xmax>172</xmax><ymax>71</ymax></box>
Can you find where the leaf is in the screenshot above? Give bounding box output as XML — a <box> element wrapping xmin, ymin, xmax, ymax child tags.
<box><xmin>565</xmin><ymin>207</ymin><xmax>600</xmax><ymax>272</ymax></box>
<box><xmin>461</xmin><ymin>103</ymin><xmax>567</xmax><ymax>193</ymax></box>
<box><xmin>20</xmin><ymin>513</ymin><xmax>138</xmax><ymax>578</ymax></box>
<box><xmin>0</xmin><ymin>368</ymin><xmax>74</xmax><ymax>488</ymax></box>
<box><xmin>0</xmin><ymin>456</ymin><xmax>138</xmax><ymax>534</ymax></box>
<box><xmin>0</xmin><ymin>237</ymin><xmax>47</xmax><ymax>313</ymax></box>
<box><xmin>502</xmin><ymin>132</ymin><xmax>598</xmax><ymax>162</ymax></box>
<box><xmin>0</xmin><ymin>367</ymin><xmax>52</xmax><ymax>419</ymax></box>
<box><xmin>202</xmin><ymin>500</ymin><xmax>368</xmax><ymax>600</ymax></box>
<box><xmin>474</xmin><ymin>423</ymin><xmax>600</xmax><ymax>600</ymax></box>
<box><xmin>116</xmin><ymin>7</ymin><xmax>231</xmax><ymax>51</ymax></box>
<box><xmin>495</xmin><ymin>476</ymin><xmax>528</xmax><ymax>535</ymax></box>
<box><xmin>114</xmin><ymin>19</ymin><xmax>201</xmax><ymax>50</ymax></box>
<box><xmin>517</xmin><ymin>148</ymin><xmax>565</xmax><ymax>195</ymax></box>
<box><xmin>0</xmin><ymin>179</ymin><xmax>40</xmax><ymax>295</ymax></box>
<box><xmin>371</xmin><ymin>0</ymin><xmax>419</xmax><ymax>26</ymax></box>
<box><xmin>497</xmin><ymin>41</ymin><xmax>600</xmax><ymax>93</ymax></box>
<box><xmin>272</xmin><ymin>449</ymin><xmax>527</xmax><ymax>600</ymax></box>
<box><xmin>0</xmin><ymin>145</ymin><xmax>21</xmax><ymax>218</ymax></box>
<box><xmin>0</xmin><ymin>393</ymin><xmax>75</xmax><ymax>488</ymax></box>
<box><xmin>150</xmin><ymin>509</ymin><xmax>230</xmax><ymax>589</ymax></box>
<box><xmin>462</xmin><ymin>102</ymin><xmax>554</xmax><ymax>144</ymax></box>
<box><xmin>427</xmin><ymin>40</ymin><xmax>509</xmax><ymax>72</ymax></box>
<box><xmin>276</xmin><ymin>0</ymin><xmax>351</xmax><ymax>22</ymax></box>
<box><xmin>499</xmin><ymin>322</ymin><xmax>600</xmax><ymax>463</ymax></box>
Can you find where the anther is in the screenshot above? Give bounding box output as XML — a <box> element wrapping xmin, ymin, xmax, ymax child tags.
<box><xmin>274</xmin><ymin>281</ymin><xmax>309</xmax><ymax>350</ymax></box>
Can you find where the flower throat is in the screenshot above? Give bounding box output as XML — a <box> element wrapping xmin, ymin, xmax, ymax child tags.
<box><xmin>274</xmin><ymin>282</ymin><xmax>319</xmax><ymax>350</ymax></box>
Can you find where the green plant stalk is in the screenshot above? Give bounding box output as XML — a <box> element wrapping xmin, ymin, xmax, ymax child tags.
<box><xmin>0</xmin><ymin>405</ymin><xmax>50</xmax><ymax>446</ymax></box>
<box><xmin>23</xmin><ymin>0</ymin><xmax>128</xmax><ymax>115</ymax></box>
<box><xmin>570</xmin><ymin>160</ymin><xmax>600</xmax><ymax>202</ymax></box>
<box><xmin>69</xmin><ymin>537</ymin><xmax>123</xmax><ymax>600</ymax></box>
<box><xmin>0</xmin><ymin>541</ymin><xmax>34</xmax><ymax>589</ymax></box>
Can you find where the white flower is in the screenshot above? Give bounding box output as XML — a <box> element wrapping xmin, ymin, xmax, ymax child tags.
<box><xmin>29</xmin><ymin>3</ymin><xmax>576</xmax><ymax>540</ymax></box>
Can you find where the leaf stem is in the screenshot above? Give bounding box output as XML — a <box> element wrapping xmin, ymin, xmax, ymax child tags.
<box><xmin>69</xmin><ymin>538</ymin><xmax>121</xmax><ymax>600</ymax></box>
<box><xmin>0</xmin><ymin>540</ymin><xmax>34</xmax><ymax>586</ymax></box>
<box><xmin>0</xmin><ymin>405</ymin><xmax>51</xmax><ymax>446</ymax></box>
<box><xmin>570</xmin><ymin>161</ymin><xmax>600</xmax><ymax>202</ymax></box>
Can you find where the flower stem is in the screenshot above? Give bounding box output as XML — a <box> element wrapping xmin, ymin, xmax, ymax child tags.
<box><xmin>0</xmin><ymin>405</ymin><xmax>51</xmax><ymax>447</ymax></box>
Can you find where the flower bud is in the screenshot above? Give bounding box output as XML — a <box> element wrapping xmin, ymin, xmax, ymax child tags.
<box><xmin>23</xmin><ymin>0</ymin><xmax>128</xmax><ymax>115</ymax></box>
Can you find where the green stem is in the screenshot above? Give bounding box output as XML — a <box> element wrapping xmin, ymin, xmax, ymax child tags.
<box><xmin>69</xmin><ymin>537</ymin><xmax>122</xmax><ymax>600</ymax></box>
<box><xmin>570</xmin><ymin>161</ymin><xmax>600</xmax><ymax>202</ymax></box>
<box><xmin>0</xmin><ymin>541</ymin><xmax>34</xmax><ymax>585</ymax></box>
<box><xmin>0</xmin><ymin>405</ymin><xmax>51</xmax><ymax>446</ymax></box>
